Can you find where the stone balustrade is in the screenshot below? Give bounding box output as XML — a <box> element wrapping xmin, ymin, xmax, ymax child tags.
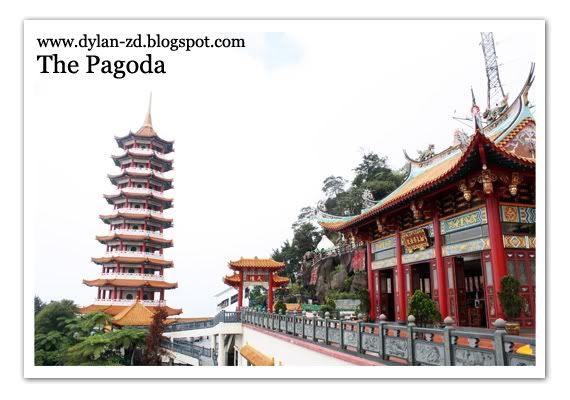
<box><xmin>240</xmin><ymin>308</ymin><xmax>536</xmax><ymax>366</ymax></box>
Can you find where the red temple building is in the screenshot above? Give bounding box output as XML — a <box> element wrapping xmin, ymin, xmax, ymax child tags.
<box><xmin>223</xmin><ymin>257</ymin><xmax>289</xmax><ymax>312</ymax></box>
<box><xmin>318</xmin><ymin>65</ymin><xmax>537</xmax><ymax>329</ymax></box>
<box><xmin>80</xmin><ymin>99</ymin><xmax>182</xmax><ymax>319</ymax></box>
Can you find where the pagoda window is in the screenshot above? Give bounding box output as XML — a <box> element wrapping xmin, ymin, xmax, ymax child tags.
<box><xmin>134</xmin><ymin>204</ymin><xmax>141</xmax><ymax>208</ymax></box>
<box><xmin>141</xmin><ymin>145</ymin><xmax>147</xmax><ymax>149</ymax></box>
<box><xmin>128</xmin><ymin>268</ymin><xmax>135</xmax><ymax>273</ymax></box>
<box><xmin>143</xmin><ymin>294</ymin><xmax>149</xmax><ymax>300</ymax></box>
<box><xmin>126</xmin><ymin>293</ymin><xmax>133</xmax><ymax>300</ymax></box>
<box><xmin>138</xmin><ymin>164</ymin><xmax>145</xmax><ymax>168</ymax></box>
<box><xmin>136</xmin><ymin>183</ymin><xmax>143</xmax><ymax>188</ymax></box>
<box><xmin>130</xmin><ymin>246</ymin><xmax>137</xmax><ymax>252</ymax></box>
<box><xmin>501</xmin><ymin>222</ymin><xmax>535</xmax><ymax>235</ymax></box>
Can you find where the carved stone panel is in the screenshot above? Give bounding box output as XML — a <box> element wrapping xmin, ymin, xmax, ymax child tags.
<box><xmin>362</xmin><ymin>333</ymin><xmax>380</xmax><ymax>352</ymax></box>
<box><xmin>507</xmin><ymin>355</ymin><xmax>535</xmax><ymax>366</ymax></box>
<box><xmin>344</xmin><ymin>330</ymin><xmax>358</xmax><ymax>347</ymax></box>
<box><xmin>295</xmin><ymin>323</ymin><xmax>303</xmax><ymax>335</ymax></box>
<box><xmin>306</xmin><ymin>326</ymin><xmax>313</xmax><ymax>338</ymax></box>
<box><xmin>315</xmin><ymin>326</ymin><xmax>325</xmax><ymax>340</ymax></box>
<box><xmin>328</xmin><ymin>328</ymin><xmax>341</xmax><ymax>344</ymax></box>
<box><xmin>280</xmin><ymin>320</ymin><xmax>286</xmax><ymax>330</ymax></box>
<box><xmin>385</xmin><ymin>337</ymin><xmax>408</xmax><ymax>358</ymax></box>
<box><xmin>414</xmin><ymin>342</ymin><xmax>444</xmax><ymax>366</ymax></box>
<box><xmin>454</xmin><ymin>348</ymin><xmax>496</xmax><ymax>366</ymax></box>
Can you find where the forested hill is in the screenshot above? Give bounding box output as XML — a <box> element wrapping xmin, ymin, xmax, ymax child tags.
<box><xmin>249</xmin><ymin>152</ymin><xmax>408</xmax><ymax>308</ymax></box>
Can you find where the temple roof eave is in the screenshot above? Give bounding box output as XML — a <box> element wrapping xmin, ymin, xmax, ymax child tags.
<box><xmin>83</xmin><ymin>278</ymin><xmax>178</xmax><ymax>289</ymax></box>
<box><xmin>318</xmin><ymin>129</ymin><xmax>535</xmax><ymax>233</ymax></box>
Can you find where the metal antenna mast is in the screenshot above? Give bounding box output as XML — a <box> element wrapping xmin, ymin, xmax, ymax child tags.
<box><xmin>480</xmin><ymin>32</ymin><xmax>506</xmax><ymax>112</ymax></box>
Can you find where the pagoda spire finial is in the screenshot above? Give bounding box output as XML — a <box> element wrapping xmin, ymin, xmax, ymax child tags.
<box><xmin>143</xmin><ymin>92</ymin><xmax>153</xmax><ymax>128</ymax></box>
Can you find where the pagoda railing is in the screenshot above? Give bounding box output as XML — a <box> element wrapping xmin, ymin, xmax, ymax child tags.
<box><xmin>113</xmin><ymin>208</ymin><xmax>166</xmax><ymax>217</ymax></box>
<box><xmin>110</xmin><ymin>228</ymin><xmax>164</xmax><ymax>239</ymax></box>
<box><xmin>164</xmin><ymin>310</ymin><xmax>241</xmax><ymax>332</ymax></box>
<box><xmin>123</xmin><ymin>167</ymin><xmax>168</xmax><ymax>179</ymax></box>
<box><xmin>240</xmin><ymin>308</ymin><xmax>536</xmax><ymax>367</ymax></box>
<box><xmin>99</xmin><ymin>272</ymin><xmax>165</xmax><ymax>281</ymax></box>
<box><xmin>312</xmin><ymin>241</ymin><xmax>365</xmax><ymax>265</ymax></box>
<box><xmin>118</xmin><ymin>187</ymin><xmax>172</xmax><ymax>199</ymax></box>
<box><xmin>103</xmin><ymin>250</ymin><xmax>165</xmax><ymax>260</ymax></box>
<box><xmin>118</xmin><ymin>147</ymin><xmax>173</xmax><ymax>161</ymax></box>
<box><xmin>93</xmin><ymin>299</ymin><xmax>166</xmax><ymax>307</ymax></box>
<box><xmin>161</xmin><ymin>338</ymin><xmax>212</xmax><ymax>359</ymax></box>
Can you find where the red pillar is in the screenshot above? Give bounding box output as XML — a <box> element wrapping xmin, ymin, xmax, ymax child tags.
<box><xmin>395</xmin><ymin>230</ymin><xmax>407</xmax><ymax>322</ymax></box>
<box><xmin>268</xmin><ymin>272</ymin><xmax>274</xmax><ymax>312</ymax></box>
<box><xmin>486</xmin><ymin>194</ymin><xmax>507</xmax><ymax>319</ymax></box>
<box><xmin>433</xmin><ymin>213</ymin><xmax>449</xmax><ymax>318</ymax></box>
<box><xmin>160</xmin><ymin>289</ymin><xmax>164</xmax><ymax>301</ymax></box>
<box><xmin>238</xmin><ymin>270</ymin><xmax>244</xmax><ymax>310</ymax></box>
<box><xmin>366</xmin><ymin>242</ymin><xmax>377</xmax><ymax>320</ymax></box>
<box><xmin>139</xmin><ymin>288</ymin><xmax>144</xmax><ymax>300</ymax></box>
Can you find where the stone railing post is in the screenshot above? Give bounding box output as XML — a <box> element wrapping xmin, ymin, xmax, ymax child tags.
<box><xmin>285</xmin><ymin>313</ymin><xmax>289</xmax><ymax>334</ymax></box>
<box><xmin>340</xmin><ymin>320</ymin><xmax>345</xmax><ymax>350</ymax></box>
<box><xmin>442</xmin><ymin>316</ymin><xmax>455</xmax><ymax>366</ymax></box>
<box><xmin>378</xmin><ymin>314</ymin><xmax>386</xmax><ymax>359</ymax></box>
<box><xmin>357</xmin><ymin>321</ymin><xmax>363</xmax><ymax>354</ymax></box>
<box><xmin>293</xmin><ymin>314</ymin><xmax>297</xmax><ymax>336</ymax></box>
<box><xmin>493</xmin><ymin>318</ymin><xmax>507</xmax><ymax>366</ymax></box>
<box><xmin>407</xmin><ymin>315</ymin><xmax>416</xmax><ymax>365</ymax></box>
<box><xmin>302</xmin><ymin>311</ymin><xmax>306</xmax><ymax>339</ymax></box>
<box><xmin>312</xmin><ymin>315</ymin><xmax>317</xmax><ymax>342</ymax></box>
<box><xmin>325</xmin><ymin>312</ymin><xmax>330</xmax><ymax>345</ymax></box>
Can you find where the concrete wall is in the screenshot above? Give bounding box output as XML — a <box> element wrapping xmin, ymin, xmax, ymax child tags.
<box><xmin>236</xmin><ymin>325</ymin><xmax>358</xmax><ymax>366</ymax></box>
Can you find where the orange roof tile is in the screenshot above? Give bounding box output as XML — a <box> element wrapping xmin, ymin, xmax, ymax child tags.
<box><xmin>95</xmin><ymin>233</ymin><xmax>173</xmax><ymax>246</ymax></box>
<box><xmin>318</xmin><ymin>130</ymin><xmax>534</xmax><ymax>232</ymax></box>
<box><xmin>228</xmin><ymin>257</ymin><xmax>285</xmax><ymax>270</ymax></box>
<box><xmin>112</xmin><ymin>300</ymin><xmax>156</xmax><ymax>326</ymax></box>
<box><xmin>79</xmin><ymin>303</ymin><xmax>182</xmax><ymax>317</ymax></box>
<box><xmin>83</xmin><ymin>278</ymin><xmax>178</xmax><ymax>289</ymax></box>
<box><xmin>239</xmin><ymin>343</ymin><xmax>274</xmax><ymax>366</ymax></box>
<box><xmin>91</xmin><ymin>255</ymin><xmax>174</xmax><ymax>267</ymax></box>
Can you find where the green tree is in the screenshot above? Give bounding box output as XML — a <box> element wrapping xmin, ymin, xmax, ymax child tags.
<box><xmin>34</xmin><ymin>296</ymin><xmax>45</xmax><ymax>315</ymax></box>
<box><xmin>407</xmin><ymin>290</ymin><xmax>442</xmax><ymax>327</ymax></box>
<box><xmin>35</xmin><ymin>299</ymin><xmax>79</xmax><ymax>334</ymax></box>
<box><xmin>322</xmin><ymin>175</ymin><xmax>347</xmax><ymax>198</ymax></box>
<box><xmin>498</xmin><ymin>275</ymin><xmax>526</xmax><ymax>321</ymax></box>
<box><xmin>248</xmin><ymin>286</ymin><xmax>267</xmax><ymax>309</ymax></box>
<box><xmin>65</xmin><ymin>328</ymin><xmax>146</xmax><ymax>366</ymax></box>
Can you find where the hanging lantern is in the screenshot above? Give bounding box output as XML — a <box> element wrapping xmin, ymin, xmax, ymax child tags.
<box><xmin>458</xmin><ymin>180</ymin><xmax>472</xmax><ymax>202</ymax></box>
<box><xmin>509</xmin><ymin>172</ymin><xmax>522</xmax><ymax>197</ymax></box>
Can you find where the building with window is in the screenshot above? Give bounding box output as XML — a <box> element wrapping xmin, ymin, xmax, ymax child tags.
<box><xmin>80</xmin><ymin>99</ymin><xmax>182</xmax><ymax>319</ymax></box>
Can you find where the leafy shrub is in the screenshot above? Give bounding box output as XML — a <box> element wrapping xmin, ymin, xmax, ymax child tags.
<box><xmin>498</xmin><ymin>275</ymin><xmax>526</xmax><ymax>320</ymax></box>
<box><xmin>407</xmin><ymin>290</ymin><xmax>441</xmax><ymax>326</ymax></box>
<box><xmin>274</xmin><ymin>301</ymin><xmax>287</xmax><ymax>314</ymax></box>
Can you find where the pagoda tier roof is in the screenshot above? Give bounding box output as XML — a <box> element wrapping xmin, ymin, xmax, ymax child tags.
<box><xmin>91</xmin><ymin>255</ymin><xmax>174</xmax><ymax>267</ymax></box>
<box><xmin>318</xmin><ymin>68</ymin><xmax>536</xmax><ymax>233</ymax></box>
<box><xmin>228</xmin><ymin>257</ymin><xmax>286</xmax><ymax>271</ymax></box>
<box><xmin>223</xmin><ymin>273</ymin><xmax>289</xmax><ymax>288</ymax></box>
<box><xmin>111</xmin><ymin>299</ymin><xmax>157</xmax><ymax>326</ymax></box>
<box><xmin>95</xmin><ymin>233</ymin><xmax>173</xmax><ymax>247</ymax></box>
<box><xmin>103</xmin><ymin>190</ymin><xmax>173</xmax><ymax>205</ymax></box>
<box><xmin>79</xmin><ymin>303</ymin><xmax>182</xmax><ymax>317</ymax></box>
<box><xmin>114</xmin><ymin>132</ymin><xmax>174</xmax><ymax>151</ymax></box>
<box><xmin>99</xmin><ymin>211</ymin><xmax>173</xmax><ymax>227</ymax></box>
<box><xmin>108</xmin><ymin>170</ymin><xmax>173</xmax><ymax>188</ymax></box>
<box><xmin>111</xmin><ymin>151</ymin><xmax>173</xmax><ymax>171</ymax></box>
<box><xmin>239</xmin><ymin>343</ymin><xmax>275</xmax><ymax>366</ymax></box>
<box><xmin>83</xmin><ymin>278</ymin><xmax>178</xmax><ymax>289</ymax></box>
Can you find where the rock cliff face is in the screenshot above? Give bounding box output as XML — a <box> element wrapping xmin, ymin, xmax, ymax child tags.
<box><xmin>301</xmin><ymin>248</ymin><xmax>368</xmax><ymax>303</ymax></box>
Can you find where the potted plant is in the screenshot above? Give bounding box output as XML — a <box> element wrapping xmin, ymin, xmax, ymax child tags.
<box><xmin>498</xmin><ymin>275</ymin><xmax>526</xmax><ymax>335</ymax></box>
<box><xmin>407</xmin><ymin>290</ymin><xmax>442</xmax><ymax>327</ymax></box>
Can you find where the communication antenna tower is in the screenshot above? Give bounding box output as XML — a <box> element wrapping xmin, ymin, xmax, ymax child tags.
<box><xmin>480</xmin><ymin>32</ymin><xmax>506</xmax><ymax>112</ymax></box>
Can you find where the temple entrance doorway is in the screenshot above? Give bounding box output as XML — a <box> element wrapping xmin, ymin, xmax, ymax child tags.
<box><xmin>446</xmin><ymin>253</ymin><xmax>489</xmax><ymax>328</ymax></box>
<box><xmin>376</xmin><ymin>269</ymin><xmax>395</xmax><ymax>321</ymax></box>
<box><xmin>411</xmin><ymin>262</ymin><xmax>432</xmax><ymax>298</ymax></box>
